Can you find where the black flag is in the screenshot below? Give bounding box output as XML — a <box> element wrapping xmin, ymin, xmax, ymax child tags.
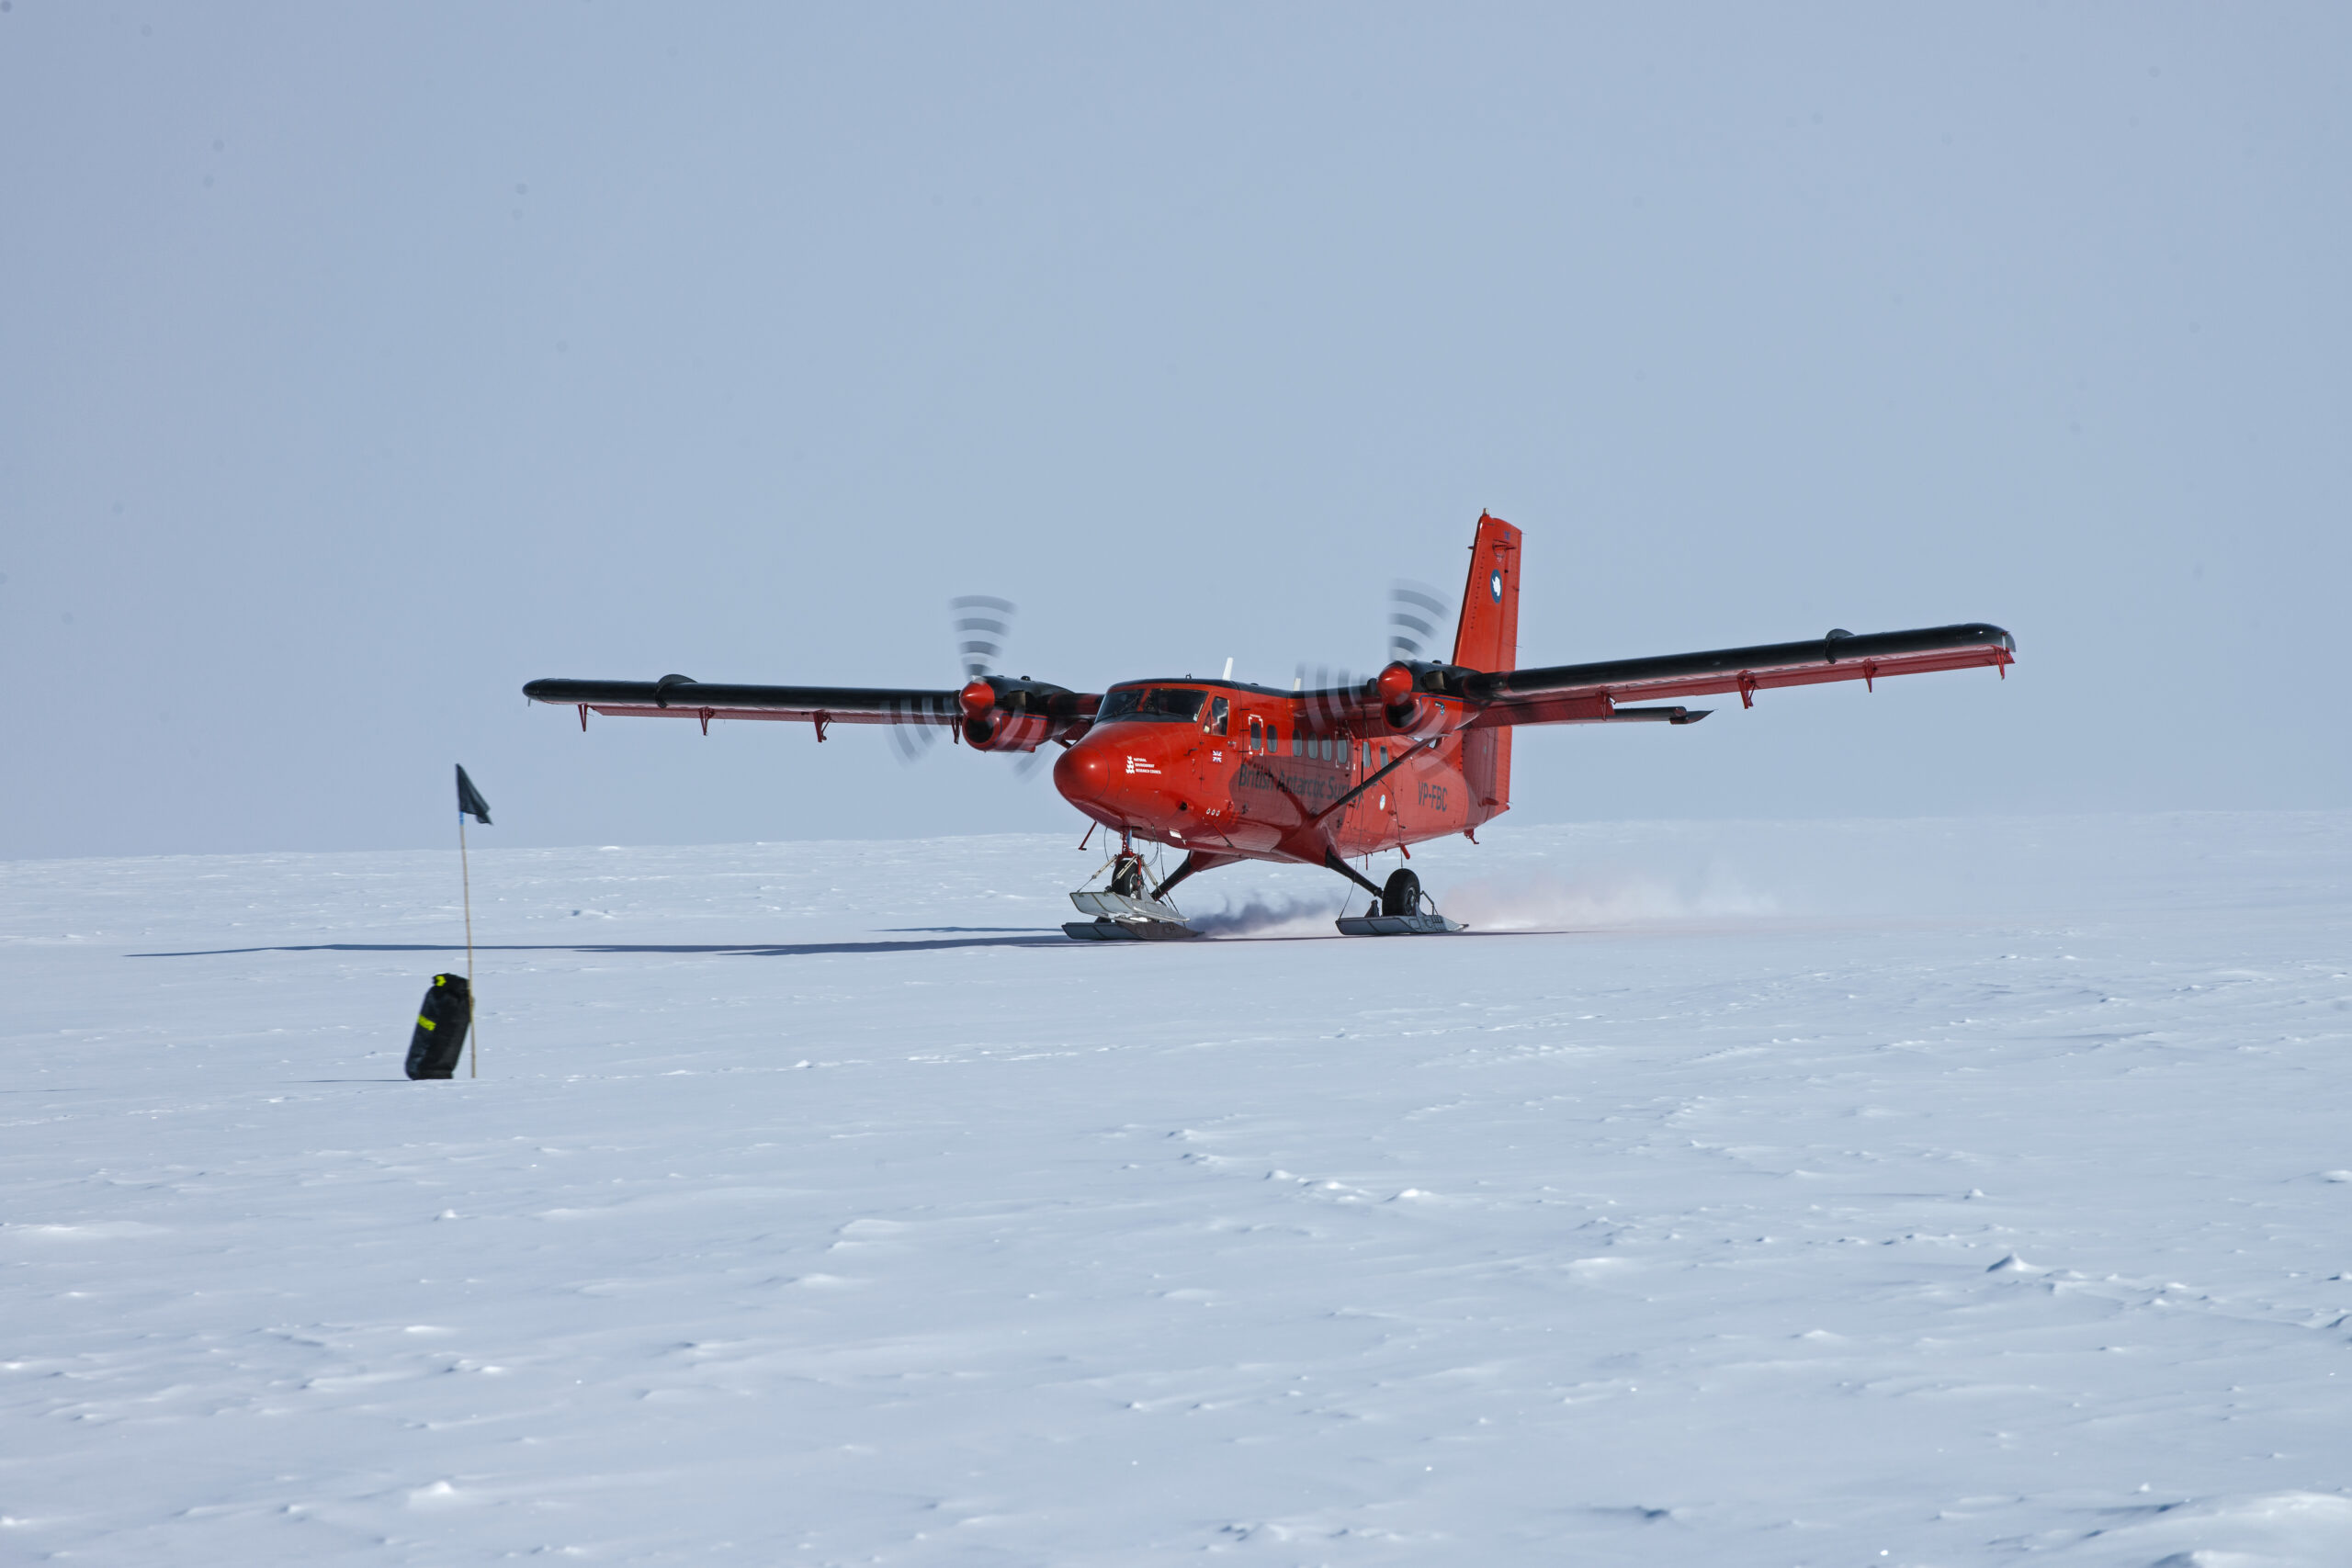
<box><xmin>456</xmin><ymin>764</ymin><xmax>492</xmax><ymax>826</ymax></box>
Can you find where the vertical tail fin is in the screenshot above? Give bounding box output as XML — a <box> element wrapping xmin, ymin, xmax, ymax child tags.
<box><xmin>1453</xmin><ymin>513</ymin><xmax>1520</xmax><ymax>828</ymax></box>
<box><xmin>1451</xmin><ymin>513</ymin><xmax>1521</xmax><ymax>673</ymax></box>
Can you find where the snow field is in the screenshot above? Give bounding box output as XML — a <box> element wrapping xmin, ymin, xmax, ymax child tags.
<box><xmin>4</xmin><ymin>813</ymin><xmax>2350</xmax><ymax>1564</ymax></box>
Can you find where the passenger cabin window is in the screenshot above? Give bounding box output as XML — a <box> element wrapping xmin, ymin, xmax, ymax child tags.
<box><xmin>1249</xmin><ymin>716</ymin><xmax>1264</xmax><ymax>752</ymax></box>
<box><xmin>1208</xmin><ymin>695</ymin><xmax>1228</xmax><ymax>736</ymax></box>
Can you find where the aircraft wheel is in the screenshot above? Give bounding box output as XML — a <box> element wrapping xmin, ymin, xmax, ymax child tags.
<box><xmin>1380</xmin><ymin>867</ymin><xmax>1421</xmax><ymax>919</ymax></box>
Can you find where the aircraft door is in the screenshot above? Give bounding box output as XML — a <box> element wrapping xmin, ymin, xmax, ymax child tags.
<box><xmin>1190</xmin><ymin>694</ymin><xmax>1238</xmax><ymax>844</ymax></box>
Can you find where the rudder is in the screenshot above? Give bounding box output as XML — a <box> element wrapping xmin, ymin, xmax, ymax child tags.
<box><xmin>1452</xmin><ymin>513</ymin><xmax>1520</xmax><ymax>827</ymax></box>
<box><xmin>1452</xmin><ymin>513</ymin><xmax>1521</xmax><ymax>673</ymax></box>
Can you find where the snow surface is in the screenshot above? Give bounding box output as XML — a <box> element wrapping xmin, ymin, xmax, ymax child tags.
<box><xmin>5</xmin><ymin>812</ymin><xmax>2351</xmax><ymax>1565</ymax></box>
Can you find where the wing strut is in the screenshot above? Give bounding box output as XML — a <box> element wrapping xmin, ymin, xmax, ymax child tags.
<box><xmin>1323</xmin><ymin>851</ymin><xmax>1385</xmax><ymax>899</ymax></box>
<box><xmin>1311</xmin><ymin>736</ymin><xmax>1444</xmax><ymax>829</ymax></box>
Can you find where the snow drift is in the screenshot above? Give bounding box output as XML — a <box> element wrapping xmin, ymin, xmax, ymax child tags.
<box><xmin>4</xmin><ymin>812</ymin><xmax>2349</xmax><ymax>1565</ymax></box>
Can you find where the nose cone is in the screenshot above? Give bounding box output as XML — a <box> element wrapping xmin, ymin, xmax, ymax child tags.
<box><xmin>1053</xmin><ymin>733</ymin><xmax>1115</xmax><ymax>818</ymax></box>
<box><xmin>1055</xmin><ymin>727</ymin><xmax>1182</xmax><ymax>832</ymax></box>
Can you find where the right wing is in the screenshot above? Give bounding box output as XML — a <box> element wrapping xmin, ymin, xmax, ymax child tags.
<box><xmin>1463</xmin><ymin>622</ymin><xmax>2014</xmax><ymax>726</ymax></box>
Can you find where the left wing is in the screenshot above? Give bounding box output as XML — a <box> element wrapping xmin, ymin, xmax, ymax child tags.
<box><xmin>1463</xmin><ymin>622</ymin><xmax>2013</xmax><ymax>727</ymax></box>
<box><xmin>520</xmin><ymin>674</ymin><xmax>1099</xmax><ymax>750</ymax></box>
<box><xmin>523</xmin><ymin>676</ymin><xmax>966</xmax><ymax>729</ymax></box>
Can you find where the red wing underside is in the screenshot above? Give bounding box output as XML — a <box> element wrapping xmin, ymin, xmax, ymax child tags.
<box><xmin>521</xmin><ymin>680</ymin><xmax>966</xmax><ymax>732</ymax></box>
<box><xmin>581</xmin><ymin>705</ymin><xmax>951</xmax><ymax>726</ymax></box>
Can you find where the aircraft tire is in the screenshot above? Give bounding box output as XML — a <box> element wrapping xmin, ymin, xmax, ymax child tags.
<box><xmin>1380</xmin><ymin>867</ymin><xmax>1422</xmax><ymax>919</ymax></box>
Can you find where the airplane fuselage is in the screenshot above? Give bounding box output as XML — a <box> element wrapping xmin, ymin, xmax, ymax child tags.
<box><xmin>1051</xmin><ymin>678</ymin><xmax>1505</xmax><ymax>867</ymax></box>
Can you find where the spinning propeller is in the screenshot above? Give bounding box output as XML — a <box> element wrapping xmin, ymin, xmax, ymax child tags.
<box><xmin>953</xmin><ymin>595</ymin><xmax>1016</xmax><ymax>682</ymax></box>
<box><xmin>887</xmin><ymin>596</ymin><xmax>1057</xmax><ymax>778</ymax></box>
<box><xmin>1387</xmin><ymin>581</ymin><xmax>1452</xmax><ymax>662</ymax></box>
<box><xmin>1295</xmin><ymin>582</ymin><xmax>1455</xmax><ymax>735</ymax></box>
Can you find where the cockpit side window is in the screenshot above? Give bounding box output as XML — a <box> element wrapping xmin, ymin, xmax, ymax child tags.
<box><xmin>1208</xmin><ymin>695</ymin><xmax>1228</xmax><ymax>735</ymax></box>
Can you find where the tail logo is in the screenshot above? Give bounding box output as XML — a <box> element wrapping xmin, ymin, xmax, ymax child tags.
<box><xmin>1489</xmin><ymin>570</ymin><xmax>1503</xmax><ymax>602</ymax></box>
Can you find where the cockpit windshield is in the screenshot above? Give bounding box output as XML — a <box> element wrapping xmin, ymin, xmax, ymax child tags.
<box><xmin>1095</xmin><ymin>686</ymin><xmax>1206</xmax><ymax>723</ymax></box>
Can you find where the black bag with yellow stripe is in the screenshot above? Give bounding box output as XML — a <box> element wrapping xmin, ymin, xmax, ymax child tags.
<box><xmin>404</xmin><ymin>973</ymin><xmax>472</xmax><ymax>1079</ymax></box>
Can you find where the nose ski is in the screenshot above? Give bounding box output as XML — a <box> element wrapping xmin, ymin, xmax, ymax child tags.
<box><xmin>1063</xmin><ymin>845</ymin><xmax>1204</xmax><ymax>942</ymax></box>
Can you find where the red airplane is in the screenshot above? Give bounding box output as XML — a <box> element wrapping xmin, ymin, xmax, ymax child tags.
<box><xmin>524</xmin><ymin>513</ymin><xmax>2013</xmax><ymax>938</ymax></box>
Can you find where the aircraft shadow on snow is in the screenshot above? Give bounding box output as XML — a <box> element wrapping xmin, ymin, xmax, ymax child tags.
<box><xmin>127</xmin><ymin>929</ymin><xmax>1553</xmax><ymax>961</ymax></box>
<box><xmin>129</xmin><ymin>935</ymin><xmax>1070</xmax><ymax>960</ymax></box>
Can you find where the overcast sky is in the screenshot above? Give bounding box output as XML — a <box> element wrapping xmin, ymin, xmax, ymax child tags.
<box><xmin>3</xmin><ymin>4</ymin><xmax>2345</xmax><ymax>860</ymax></box>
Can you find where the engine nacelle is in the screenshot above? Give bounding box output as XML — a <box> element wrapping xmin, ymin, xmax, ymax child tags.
<box><xmin>965</xmin><ymin>710</ymin><xmax>1054</xmax><ymax>751</ymax></box>
<box><xmin>1378</xmin><ymin>660</ymin><xmax>1459</xmax><ymax>735</ymax></box>
<box><xmin>1386</xmin><ymin>696</ymin><xmax>1446</xmax><ymax>736</ymax></box>
<box><xmin>960</xmin><ymin>675</ymin><xmax>1090</xmax><ymax>750</ymax></box>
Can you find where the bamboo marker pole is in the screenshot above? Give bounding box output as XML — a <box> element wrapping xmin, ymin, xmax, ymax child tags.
<box><xmin>460</xmin><ymin>811</ymin><xmax>477</xmax><ymax>1077</ymax></box>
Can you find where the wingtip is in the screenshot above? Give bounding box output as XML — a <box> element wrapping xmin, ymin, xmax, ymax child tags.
<box><xmin>1966</xmin><ymin>622</ymin><xmax>2018</xmax><ymax>654</ymax></box>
